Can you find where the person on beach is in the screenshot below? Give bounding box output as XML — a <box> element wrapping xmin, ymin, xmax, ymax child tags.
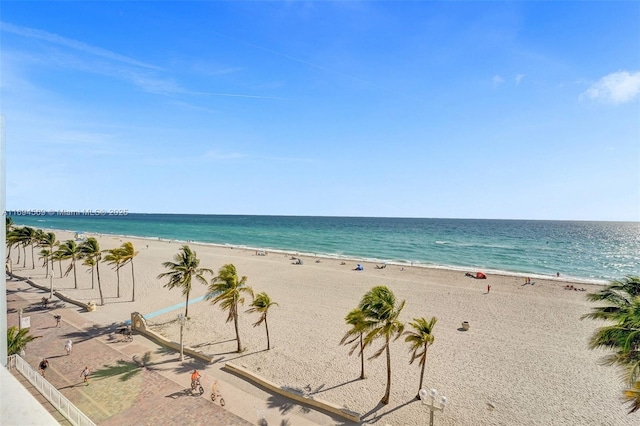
<box><xmin>54</xmin><ymin>314</ymin><xmax>61</xmax><ymax>327</ymax></box>
<box><xmin>487</xmin><ymin>284</ymin><xmax>491</xmax><ymax>293</ymax></box>
<box><xmin>65</xmin><ymin>339</ymin><xmax>73</xmax><ymax>355</ymax></box>
<box><xmin>191</xmin><ymin>369</ymin><xmax>201</xmax><ymax>389</ymax></box>
<box><xmin>80</xmin><ymin>366</ymin><xmax>91</xmax><ymax>385</ymax></box>
<box><xmin>39</xmin><ymin>358</ymin><xmax>49</xmax><ymax>378</ymax></box>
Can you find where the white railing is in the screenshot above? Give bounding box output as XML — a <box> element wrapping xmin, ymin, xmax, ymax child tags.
<box><xmin>7</xmin><ymin>354</ymin><xmax>96</xmax><ymax>426</ymax></box>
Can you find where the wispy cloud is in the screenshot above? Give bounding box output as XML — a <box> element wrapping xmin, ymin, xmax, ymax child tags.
<box><xmin>581</xmin><ymin>70</ymin><xmax>640</xmax><ymax>104</ymax></box>
<box><xmin>1</xmin><ymin>21</ymin><xmax>283</xmax><ymax>101</ymax></box>
<box><xmin>492</xmin><ymin>75</ymin><xmax>504</xmax><ymax>87</ymax></box>
<box><xmin>0</xmin><ymin>21</ymin><xmax>161</xmax><ymax>71</ymax></box>
<box><xmin>515</xmin><ymin>74</ymin><xmax>525</xmax><ymax>85</ymax></box>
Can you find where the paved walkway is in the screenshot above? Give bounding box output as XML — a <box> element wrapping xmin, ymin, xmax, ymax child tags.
<box><xmin>6</xmin><ymin>277</ymin><xmax>346</xmax><ymax>425</ymax></box>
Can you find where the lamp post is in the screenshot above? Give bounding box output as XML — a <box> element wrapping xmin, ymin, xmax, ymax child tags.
<box><xmin>419</xmin><ymin>388</ymin><xmax>448</xmax><ymax>426</ymax></box>
<box><xmin>177</xmin><ymin>314</ymin><xmax>187</xmax><ymax>363</ymax></box>
<box><xmin>49</xmin><ymin>270</ymin><xmax>54</xmax><ymax>299</ymax></box>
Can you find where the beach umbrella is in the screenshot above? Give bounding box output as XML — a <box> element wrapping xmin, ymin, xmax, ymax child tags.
<box><xmin>476</xmin><ymin>272</ymin><xmax>486</xmax><ymax>279</ymax></box>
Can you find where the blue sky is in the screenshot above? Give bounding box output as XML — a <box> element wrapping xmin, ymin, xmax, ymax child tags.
<box><xmin>2</xmin><ymin>1</ymin><xmax>639</xmax><ymax>220</ymax></box>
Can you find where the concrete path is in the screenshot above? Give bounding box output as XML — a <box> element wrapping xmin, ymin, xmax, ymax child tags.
<box><xmin>6</xmin><ymin>277</ymin><xmax>346</xmax><ymax>425</ymax></box>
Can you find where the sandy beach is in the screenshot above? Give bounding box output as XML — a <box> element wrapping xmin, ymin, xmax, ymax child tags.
<box><xmin>6</xmin><ymin>229</ymin><xmax>636</xmax><ymax>425</ymax></box>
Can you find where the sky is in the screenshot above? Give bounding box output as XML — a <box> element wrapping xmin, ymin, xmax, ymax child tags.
<box><xmin>1</xmin><ymin>1</ymin><xmax>639</xmax><ymax>221</ymax></box>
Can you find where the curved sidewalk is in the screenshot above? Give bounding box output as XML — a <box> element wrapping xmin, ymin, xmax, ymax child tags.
<box><xmin>6</xmin><ymin>278</ymin><xmax>345</xmax><ymax>425</ymax></box>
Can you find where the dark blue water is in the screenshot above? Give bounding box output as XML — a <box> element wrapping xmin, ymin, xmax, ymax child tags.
<box><xmin>11</xmin><ymin>213</ymin><xmax>640</xmax><ymax>283</ymax></box>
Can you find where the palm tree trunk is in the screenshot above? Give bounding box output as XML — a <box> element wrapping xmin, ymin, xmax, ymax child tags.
<box><xmin>91</xmin><ymin>266</ymin><xmax>95</xmax><ymax>289</ymax></box>
<box><xmin>31</xmin><ymin>245</ymin><xmax>35</xmax><ymax>269</ymax></box>
<box><xmin>265</xmin><ymin>317</ymin><xmax>271</xmax><ymax>350</ymax></box>
<box><xmin>234</xmin><ymin>304</ymin><xmax>242</xmax><ymax>352</ymax></box>
<box><xmin>359</xmin><ymin>333</ymin><xmax>365</xmax><ymax>379</ymax></box>
<box><xmin>116</xmin><ymin>266</ymin><xmax>120</xmax><ymax>298</ymax></box>
<box><xmin>22</xmin><ymin>245</ymin><xmax>26</xmax><ymax>267</ymax></box>
<box><xmin>418</xmin><ymin>347</ymin><xmax>427</xmax><ymax>397</ymax></box>
<box><xmin>72</xmin><ymin>260</ymin><xmax>77</xmax><ymax>289</ymax></box>
<box><xmin>131</xmin><ymin>260</ymin><xmax>135</xmax><ymax>302</ymax></box>
<box><xmin>382</xmin><ymin>337</ymin><xmax>391</xmax><ymax>405</ymax></box>
<box><xmin>58</xmin><ymin>260</ymin><xmax>62</xmax><ymax>277</ymax></box>
<box><xmin>96</xmin><ymin>261</ymin><xmax>104</xmax><ymax>306</ymax></box>
<box><xmin>184</xmin><ymin>290</ymin><xmax>190</xmax><ymax>318</ymax></box>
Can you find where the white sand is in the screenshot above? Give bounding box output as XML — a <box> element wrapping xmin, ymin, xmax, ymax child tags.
<box><xmin>7</xmin><ymin>229</ymin><xmax>636</xmax><ymax>425</ymax></box>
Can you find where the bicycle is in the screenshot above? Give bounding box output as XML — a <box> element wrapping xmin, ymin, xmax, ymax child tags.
<box><xmin>211</xmin><ymin>389</ymin><xmax>225</xmax><ymax>406</ymax></box>
<box><xmin>191</xmin><ymin>378</ymin><xmax>204</xmax><ymax>396</ymax></box>
<box><xmin>116</xmin><ymin>326</ymin><xmax>133</xmax><ymax>342</ymax></box>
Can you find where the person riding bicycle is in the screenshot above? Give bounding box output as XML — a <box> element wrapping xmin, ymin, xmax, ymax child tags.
<box><xmin>190</xmin><ymin>369</ymin><xmax>201</xmax><ymax>389</ymax></box>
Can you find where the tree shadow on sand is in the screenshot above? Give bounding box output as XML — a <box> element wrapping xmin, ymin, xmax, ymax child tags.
<box><xmin>359</xmin><ymin>397</ymin><xmax>418</xmax><ymax>424</ymax></box>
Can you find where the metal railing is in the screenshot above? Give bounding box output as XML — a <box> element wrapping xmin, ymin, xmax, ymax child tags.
<box><xmin>7</xmin><ymin>354</ymin><xmax>96</xmax><ymax>426</ymax></box>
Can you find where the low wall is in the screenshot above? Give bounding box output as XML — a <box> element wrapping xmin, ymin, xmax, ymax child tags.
<box><xmin>224</xmin><ymin>362</ymin><xmax>361</xmax><ymax>423</ymax></box>
<box><xmin>130</xmin><ymin>312</ymin><xmax>215</xmax><ymax>364</ymax></box>
<box><xmin>7</xmin><ymin>272</ymin><xmax>96</xmax><ymax>312</ymax></box>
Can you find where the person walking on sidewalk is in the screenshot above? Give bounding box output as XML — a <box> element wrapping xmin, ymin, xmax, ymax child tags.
<box><xmin>65</xmin><ymin>339</ymin><xmax>73</xmax><ymax>355</ymax></box>
<box><xmin>80</xmin><ymin>366</ymin><xmax>91</xmax><ymax>385</ymax></box>
<box><xmin>39</xmin><ymin>358</ymin><xmax>49</xmax><ymax>378</ymax></box>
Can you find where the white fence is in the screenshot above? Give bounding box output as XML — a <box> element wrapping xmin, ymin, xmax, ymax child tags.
<box><xmin>7</xmin><ymin>354</ymin><xmax>96</xmax><ymax>426</ymax></box>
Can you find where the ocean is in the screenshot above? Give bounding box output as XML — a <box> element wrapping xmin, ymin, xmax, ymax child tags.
<box><xmin>9</xmin><ymin>213</ymin><xmax>640</xmax><ymax>284</ymax></box>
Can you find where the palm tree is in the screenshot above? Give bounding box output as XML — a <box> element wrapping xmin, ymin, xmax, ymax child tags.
<box><xmin>103</xmin><ymin>247</ymin><xmax>125</xmax><ymax>298</ymax></box>
<box><xmin>207</xmin><ymin>264</ymin><xmax>254</xmax><ymax>353</ymax></box>
<box><xmin>340</xmin><ymin>307</ymin><xmax>372</xmax><ymax>380</ymax></box>
<box><xmin>582</xmin><ymin>275</ymin><xmax>640</xmax><ymax>414</ymax></box>
<box><xmin>158</xmin><ymin>245</ymin><xmax>212</xmax><ymax>318</ymax></box>
<box><xmin>56</xmin><ymin>240</ymin><xmax>81</xmax><ymax>289</ymax></box>
<box><xmin>7</xmin><ymin>326</ymin><xmax>40</xmax><ymax>356</ymax></box>
<box><xmin>119</xmin><ymin>242</ymin><xmax>139</xmax><ymax>302</ymax></box>
<box><xmin>37</xmin><ymin>231</ymin><xmax>57</xmax><ymax>277</ymax></box>
<box><xmin>404</xmin><ymin>316</ymin><xmax>438</xmax><ymax>398</ymax></box>
<box><xmin>5</xmin><ymin>216</ymin><xmax>14</xmax><ymax>233</ymax></box>
<box><xmin>51</xmin><ymin>249</ymin><xmax>64</xmax><ymax>278</ymax></box>
<box><xmin>38</xmin><ymin>249</ymin><xmax>51</xmax><ymax>269</ymax></box>
<box><xmin>7</xmin><ymin>227</ymin><xmax>23</xmax><ymax>265</ymax></box>
<box><xmin>83</xmin><ymin>256</ymin><xmax>96</xmax><ymax>289</ymax></box>
<box><xmin>16</xmin><ymin>226</ymin><xmax>38</xmax><ymax>269</ymax></box>
<box><xmin>359</xmin><ymin>285</ymin><xmax>406</xmax><ymax>405</ymax></box>
<box><xmin>624</xmin><ymin>381</ymin><xmax>640</xmax><ymax>414</ymax></box>
<box><xmin>80</xmin><ymin>238</ymin><xmax>104</xmax><ymax>305</ymax></box>
<box><xmin>246</xmin><ymin>292</ymin><xmax>278</xmax><ymax>350</ymax></box>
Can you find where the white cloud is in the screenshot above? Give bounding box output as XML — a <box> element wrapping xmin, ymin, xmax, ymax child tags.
<box><xmin>515</xmin><ymin>74</ymin><xmax>525</xmax><ymax>85</ymax></box>
<box><xmin>492</xmin><ymin>75</ymin><xmax>504</xmax><ymax>87</ymax></box>
<box><xmin>581</xmin><ymin>70</ymin><xmax>640</xmax><ymax>104</ymax></box>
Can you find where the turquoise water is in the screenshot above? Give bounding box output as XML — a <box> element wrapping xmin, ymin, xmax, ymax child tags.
<box><xmin>11</xmin><ymin>214</ymin><xmax>640</xmax><ymax>283</ymax></box>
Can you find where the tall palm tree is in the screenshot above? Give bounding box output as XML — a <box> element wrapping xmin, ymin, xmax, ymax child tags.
<box><xmin>80</xmin><ymin>238</ymin><xmax>104</xmax><ymax>305</ymax></box>
<box><xmin>119</xmin><ymin>242</ymin><xmax>139</xmax><ymax>302</ymax></box>
<box><xmin>158</xmin><ymin>245</ymin><xmax>211</xmax><ymax>318</ymax></box>
<box><xmin>7</xmin><ymin>326</ymin><xmax>40</xmax><ymax>356</ymax></box>
<box><xmin>5</xmin><ymin>217</ymin><xmax>15</xmax><ymax>259</ymax></box>
<box><xmin>51</xmin><ymin>249</ymin><xmax>64</xmax><ymax>278</ymax></box>
<box><xmin>340</xmin><ymin>307</ymin><xmax>372</xmax><ymax>380</ymax></box>
<box><xmin>103</xmin><ymin>247</ymin><xmax>125</xmax><ymax>298</ymax></box>
<box><xmin>56</xmin><ymin>240</ymin><xmax>81</xmax><ymax>289</ymax></box>
<box><xmin>37</xmin><ymin>231</ymin><xmax>57</xmax><ymax>277</ymax></box>
<box><xmin>7</xmin><ymin>227</ymin><xmax>23</xmax><ymax>265</ymax></box>
<box><xmin>246</xmin><ymin>292</ymin><xmax>278</xmax><ymax>350</ymax></box>
<box><xmin>359</xmin><ymin>285</ymin><xmax>406</xmax><ymax>405</ymax></box>
<box><xmin>404</xmin><ymin>316</ymin><xmax>438</xmax><ymax>397</ymax></box>
<box><xmin>207</xmin><ymin>264</ymin><xmax>254</xmax><ymax>353</ymax></box>
<box><xmin>17</xmin><ymin>226</ymin><xmax>38</xmax><ymax>269</ymax></box>
<box><xmin>582</xmin><ymin>275</ymin><xmax>640</xmax><ymax>414</ymax></box>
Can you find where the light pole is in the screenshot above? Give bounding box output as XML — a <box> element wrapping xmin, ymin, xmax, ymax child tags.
<box><xmin>49</xmin><ymin>270</ymin><xmax>54</xmax><ymax>299</ymax></box>
<box><xmin>419</xmin><ymin>388</ymin><xmax>448</xmax><ymax>426</ymax></box>
<box><xmin>177</xmin><ymin>314</ymin><xmax>187</xmax><ymax>363</ymax></box>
